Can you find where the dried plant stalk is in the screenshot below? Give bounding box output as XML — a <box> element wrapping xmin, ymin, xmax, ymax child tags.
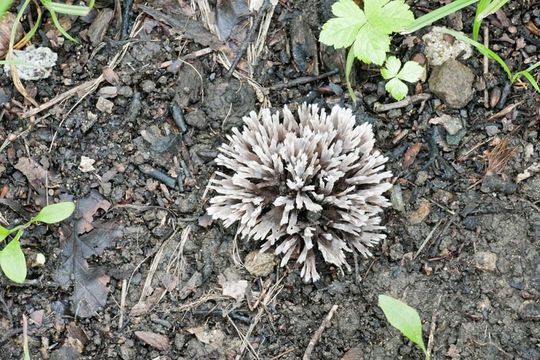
<box><xmin>208</xmin><ymin>104</ymin><xmax>392</xmax><ymax>282</ymax></box>
<box><xmin>486</xmin><ymin>138</ymin><xmax>516</xmax><ymax>175</ymax></box>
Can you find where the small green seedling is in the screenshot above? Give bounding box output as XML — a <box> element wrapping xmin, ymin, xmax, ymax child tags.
<box><xmin>381</xmin><ymin>56</ymin><xmax>424</xmax><ymax>101</ymax></box>
<box><xmin>378</xmin><ymin>294</ymin><xmax>429</xmax><ymax>360</ymax></box>
<box><xmin>0</xmin><ymin>202</ymin><xmax>75</xmax><ymax>283</ymax></box>
<box><xmin>320</xmin><ymin>0</ymin><xmax>415</xmax><ymax>101</ymax></box>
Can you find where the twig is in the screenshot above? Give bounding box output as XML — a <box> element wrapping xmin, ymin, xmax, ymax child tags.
<box><xmin>483</xmin><ymin>27</ymin><xmax>489</xmax><ymax>108</ymax></box>
<box><xmin>138</xmin><ymin>164</ymin><xmax>178</xmax><ymax>190</ymax></box>
<box><xmin>414</xmin><ymin>220</ymin><xmax>443</xmax><ymax>259</ymax></box>
<box><xmin>303</xmin><ymin>304</ymin><xmax>339</xmax><ymax>360</ymax></box>
<box><xmin>22</xmin><ymin>314</ymin><xmax>29</xmax><ymax>358</ymax></box>
<box><xmin>373</xmin><ymin>93</ymin><xmax>432</xmax><ymax>112</ymax></box>
<box><xmin>225</xmin><ymin>0</ymin><xmax>270</xmax><ymax>79</ymax></box>
<box><xmin>170</xmin><ymin>101</ymin><xmax>188</xmax><ymax>133</ymax></box>
<box><xmin>269</xmin><ymin>69</ymin><xmax>339</xmax><ymax>91</ymax></box>
<box><xmin>118</xmin><ymin>279</ymin><xmax>127</xmax><ymax>329</ymax></box>
<box><xmin>426</xmin><ymin>294</ymin><xmax>442</xmax><ymax>357</ymax></box>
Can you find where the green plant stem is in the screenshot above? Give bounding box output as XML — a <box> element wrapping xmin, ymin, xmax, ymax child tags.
<box><xmin>402</xmin><ymin>0</ymin><xmax>479</xmax><ymax>34</ymax></box>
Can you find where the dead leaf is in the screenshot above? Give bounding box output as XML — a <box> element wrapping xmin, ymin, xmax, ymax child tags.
<box><xmin>76</xmin><ymin>190</ymin><xmax>111</xmax><ymax>234</ymax></box>
<box><xmin>402</xmin><ymin>143</ymin><xmax>422</xmax><ymax>169</ymax></box>
<box><xmin>15</xmin><ymin>157</ymin><xmax>61</xmax><ymax>188</ymax></box>
<box><xmin>220</xmin><ymin>279</ymin><xmax>248</xmax><ymax>302</ymax></box>
<box><xmin>79</xmin><ymin>156</ymin><xmax>96</xmax><ymax>173</ymax></box>
<box><xmin>102</xmin><ymin>66</ymin><xmax>120</xmax><ymax>85</ymax></box>
<box><xmin>134</xmin><ymin>331</ymin><xmax>170</xmax><ymax>351</ymax></box>
<box><xmin>178</xmin><ymin>271</ymin><xmax>203</xmax><ymax>300</ymax></box>
<box><xmin>54</xmin><ymin>224</ymin><xmax>123</xmax><ymax>318</ymax></box>
<box><xmin>516</xmin><ymin>163</ymin><xmax>540</xmax><ymax>183</ymax></box>
<box><xmin>408</xmin><ymin>199</ymin><xmax>431</xmax><ymax>224</ymax></box>
<box><xmin>139</xmin><ymin>5</ymin><xmax>226</xmax><ymax>51</ymax></box>
<box><xmin>216</xmin><ymin>0</ymin><xmax>250</xmax><ymax>40</ymax></box>
<box><xmin>186</xmin><ymin>325</ymin><xmax>224</xmax><ymax>350</ymax></box>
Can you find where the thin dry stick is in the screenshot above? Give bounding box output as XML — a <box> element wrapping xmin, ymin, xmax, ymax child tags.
<box><xmin>22</xmin><ymin>314</ymin><xmax>29</xmax><ymax>358</ymax></box>
<box><xmin>483</xmin><ymin>27</ymin><xmax>489</xmax><ymax>108</ymax></box>
<box><xmin>414</xmin><ymin>220</ymin><xmax>443</xmax><ymax>259</ymax></box>
<box><xmin>118</xmin><ymin>279</ymin><xmax>127</xmax><ymax>329</ymax></box>
<box><xmin>269</xmin><ymin>69</ymin><xmax>339</xmax><ymax>91</ymax></box>
<box><xmin>427</xmin><ymin>294</ymin><xmax>442</xmax><ymax>357</ymax></box>
<box><xmin>373</xmin><ymin>93</ymin><xmax>431</xmax><ymax>112</ymax></box>
<box><xmin>225</xmin><ymin>0</ymin><xmax>270</xmax><ymax>79</ymax></box>
<box><xmin>303</xmin><ymin>304</ymin><xmax>339</xmax><ymax>360</ymax></box>
<box><xmin>227</xmin><ymin>315</ymin><xmax>260</xmax><ymax>360</ymax></box>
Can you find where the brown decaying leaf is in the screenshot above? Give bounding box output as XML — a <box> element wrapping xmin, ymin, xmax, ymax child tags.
<box><xmin>102</xmin><ymin>66</ymin><xmax>120</xmax><ymax>85</ymax></box>
<box><xmin>402</xmin><ymin>143</ymin><xmax>423</xmax><ymax>169</ymax></box>
<box><xmin>76</xmin><ymin>190</ymin><xmax>112</xmax><ymax>234</ymax></box>
<box><xmin>15</xmin><ymin>157</ymin><xmax>61</xmax><ymax>188</ymax></box>
<box><xmin>409</xmin><ymin>199</ymin><xmax>431</xmax><ymax>225</ymax></box>
<box><xmin>53</xmin><ymin>224</ymin><xmax>123</xmax><ymax>318</ymax></box>
<box><xmin>134</xmin><ymin>331</ymin><xmax>170</xmax><ymax>351</ymax></box>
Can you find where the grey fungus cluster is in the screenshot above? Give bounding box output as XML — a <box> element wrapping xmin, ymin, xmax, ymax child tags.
<box><xmin>208</xmin><ymin>104</ymin><xmax>392</xmax><ymax>282</ymax></box>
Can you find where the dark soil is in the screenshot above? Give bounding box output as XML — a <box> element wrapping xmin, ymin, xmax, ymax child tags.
<box><xmin>1</xmin><ymin>0</ymin><xmax>539</xmax><ymax>359</ymax></box>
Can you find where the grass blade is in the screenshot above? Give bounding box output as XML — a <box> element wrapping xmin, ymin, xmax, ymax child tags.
<box><xmin>515</xmin><ymin>71</ymin><xmax>540</xmax><ymax>93</ymax></box>
<box><xmin>402</xmin><ymin>0</ymin><xmax>479</xmax><ymax>34</ymax></box>
<box><xmin>441</xmin><ymin>27</ymin><xmax>513</xmax><ymax>81</ymax></box>
<box><xmin>0</xmin><ymin>0</ymin><xmax>13</xmax><ymax>18</ymax></box>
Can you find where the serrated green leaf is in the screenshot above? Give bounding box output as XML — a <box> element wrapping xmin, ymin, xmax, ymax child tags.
<box><xmin>378</xmin><ymin>295</ymin><xmax>427</xmax><ymax>354</ymax></box>
<box><xmin>0</xmin><ymin>226</ymin><xmax>11</xmax><ymax>241</ymax></box>
<box><xmin>33</xmin><ymin>202</ymin><xmax>76</xmax><ymax>224</ymax></box>
<box><xmin>385</xmin><ymin>78</ymin><xmax>408</xmax><ymax>100</ymax></box>
<box><xmin>0</xmin><ymin>236</ymin><xmax>26</xmax><ymax>283</ymax></box>
<box><xmin>365</xmin><ymin>0</ymin><xmax>414</xmax><ymax>34</ymax></box>
<box><xmin>353</xmin><ymin>23</ymin><xmax>389</xmax><ymax>65</ymax></box>
<box><xmin>398</xmin><ymin>60</ymin><xmax>424</xmax><ymax>83</ymax></box>
<box><xmin>320</xmin><ymin>18</ymin><xmax>365</xmax><ymax>48</ymax></box>
<box><xmin>381</xmin><ymin>56</ymin><xmax>401</xmax><ymax>79</ymax></box>
<box><xmin>319</xmin><ymin>0</ymin><xmax>366</xmax><ymax>49</ymax></box>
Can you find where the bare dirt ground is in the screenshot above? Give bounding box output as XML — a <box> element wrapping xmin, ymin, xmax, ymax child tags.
<box><xmin>0</xmin><ymin>0</ymin><xmax>539</xmax><ymax>359</ymax></box>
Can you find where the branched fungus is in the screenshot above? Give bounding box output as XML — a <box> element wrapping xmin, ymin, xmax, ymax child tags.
<box><xmin>208</xmin><ymin>104</ymin><xmax>392</xmax><ymax>282</ymax></box>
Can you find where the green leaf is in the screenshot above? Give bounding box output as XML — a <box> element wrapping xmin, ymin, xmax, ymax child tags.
<box><xmin>353</xmin><ymin>23</ymin><xmax>390</xmax><ymax>65</ymax></box>
<box><xmin>0</xmin><ymin>226</ymin><xmax>11</xmax><ymax>241</ymax></box>
<box><xmin>385</xmin><ymin>78</ymin><xmax>408</xmax><ymax>100</ymax></box>
<box><xmin>381</xmin><ymin>56</ymin><xmax>401</xmax><ymax>79</ymax></box>
<box><xmin>378</xmin><ymin>295</ymin><xmax>427</xmax><ymax>355</ymax></box>
<box><xmin>319</xmin><ymin>0</ymin><xmax>366</xmax><ymax>49</ymax></box>
<box><xmin>32</xmin><ymin>202</ymin><xmax>76</xmax><ymax>224</ymax></box>
<box><xmin>398</xmin><ymin>60</ymin><xmax>424</xmax><ymax>83</ymax></box>
<box><xmin>365</xmin><ymin>0</ymin><xmax>414</xmax><ymax>34</ymax></box>
<box><xmin>0</xmin><ymin>235</ymin><xmax>26</xmax><ymax>283</ymax></box>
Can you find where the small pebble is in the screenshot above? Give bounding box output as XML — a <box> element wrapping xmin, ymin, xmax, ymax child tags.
<box><xmin>485</xmin><ymin>125</ymin><xmax>499</xmax><ymax>136</ymax></box>
<box><xmin>141</xmin><ymin>79</ymin><xmax>156</xmax><ymax>93</ymax></box>
<box><xmin>96</xmin><ymin>96</ymin><xmax>114</xmax><ymax>113</ymax></box>
<box><xmin>408</xmin><ymin>199</ymin><xmax>431</xmax><ymax>224</ymax></box>
<box><xmin>474</xmin><ymin>251</ymin><xmax>497</xmax><ymax>272</ymax></box>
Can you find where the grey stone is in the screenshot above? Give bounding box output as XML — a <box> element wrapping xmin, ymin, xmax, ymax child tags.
<box><xmin>429</xmin><ymin>59</ymin><xmax>475</xmax><ymax>109</ymax></box>
<box><xmin>185</xmin><ymin>110</ymin><xmax>207</xmax><ymax>130</ymax></box>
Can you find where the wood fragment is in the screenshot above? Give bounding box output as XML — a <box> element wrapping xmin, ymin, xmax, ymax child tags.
<box><xmin>269</xmin><ymin>70</ymin><xmax>339</xmax><ymax>91</ymax></box>
<box><xmin>303</xmin><ymin>305</ymin><xmax>339</xmax><ymax>360</ymax></box>
<box><xmin>427</xmin><ymin>295</ymin><xmax>442</xmax><ymax>358</ymax></box>
<box><xmin>373</xmin><ymin>93</ymin><xmax>431</xmax><ymax>112</ymax></box>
